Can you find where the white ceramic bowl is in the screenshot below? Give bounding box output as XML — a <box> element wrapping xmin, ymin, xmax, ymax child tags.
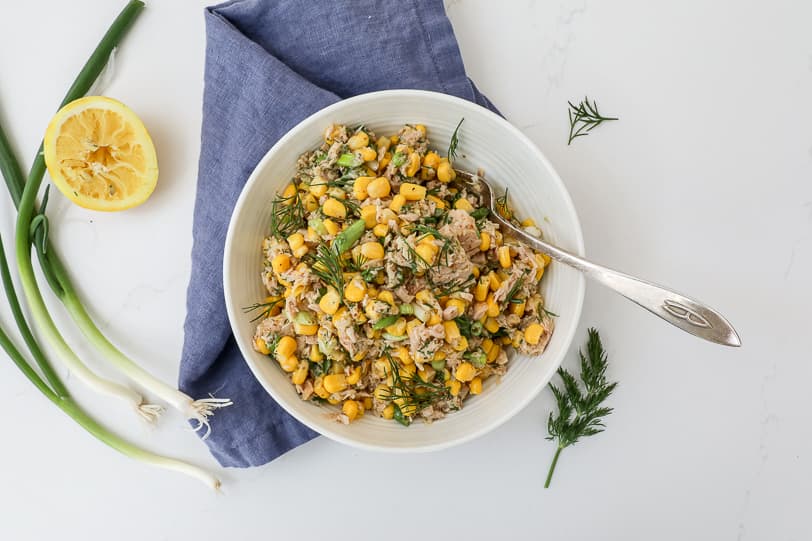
<box><xmin>224</xmin><ymin>90</ymin><xmax>585</xmax><ymax>452</ymax></box>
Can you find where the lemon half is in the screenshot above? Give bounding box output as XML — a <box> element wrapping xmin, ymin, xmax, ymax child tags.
<box><xmin>43</xmin><ymin>96</ymin><xmax>158</xmax><ymax>212</ymax></box>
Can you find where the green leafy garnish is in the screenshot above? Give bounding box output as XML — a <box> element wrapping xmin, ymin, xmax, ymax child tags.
<box><xmin>567</xmin><ymin>97</ymin><xmax>618</xmax><ymax>145</ymax></box>
<box><xmin>545</xmin><ymin>328</ymin><xmax>617</xmax><ymax>488</ymax></box>
<box><xmin>447</xmin><ymin>117</ymin><xmax>464</xmax><ymax>162</ymax></box>
<box><xmin>378</xmin><ymin>355</ymin><xmax>451</xmax><ymax>423</ymax></box>
<box><xmin>241</xmin><ymin>297</ymin><xmax>284</xmax><ymax>323</ymax></box>
<box><xmin>311</xmin><ymin>244</ymin><xmax>346</xmax><ymax>300</ymax></box>
<box><xmin>269</xmin><ymin>188</ymin><xmax>306</xmax><ymax>239</ymax></box>
<box><xmin>336</xmin><ymin>152</ymin><xmax>362</xmax><ymax>168</ymax></box>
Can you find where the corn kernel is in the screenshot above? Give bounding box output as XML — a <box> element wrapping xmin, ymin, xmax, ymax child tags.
<box><xmin>427</xmin><ymin>195</ymin><xmax>446</xmax><ymax>209</ymax></box>
<box><xmin>437</xmin><ymin>161</ymin><xmax>455</xmax><ymax>183</ymax></box>
<box><xmin>347</xmin><ymin>132</ymin><xmax>369</xmax><ymax>150</ymax></box>
<box><xmin>400</xmin><ymin>182</ymin><xmax>426</xmax><ymax>200</ymax></box>
<box><xmin>310</xmin><ymin>182</ymin><xmax>327</xmax><ymax>197</ymax></box>
<box><xmin>353</xmin><ymin>176</ymin><xmax>374</xmax><ymax>201</ymax></box>
<box><xmin>443</xmin><ymin>320</ymin><xmax>461</xmax><ymax>342</ymax></box>
<box><xmin>388</xmin><ymin>193</ymin><xmax>407</xmax><ymax>213</ymax></box>
<box><xmin>447</xmin><ymin>378</ymin><xmax>462</xmax><ymax>396</ymax></box>
<box><xmin>405</xmin><ymin>152</ymin><xmax>421</xmax><ymax>177</ymax></box>
<box><xmin>318</xmin><ymin>287</ymin><xmax>341</xmax><ymax>315</ymax></box>
<box><xmin>542</xmin><ymin>253</ymin><xmax>552</xmax><ymax>266</ymax></box>
<box><xmin>481</xmin><ymin>338</ymin><xmax>494</xmax><ymax>355</ymax></box>
<box><xmin>454</xmin><ymin>198</ymin><xmax>474</xmax><ymax>212</ymax></box>
<box><xmin>382</xmin><ymin>403</ymin><xmax>396</xmax><ymax>419</ymax></box>
<box><xmin>501</xmin><ymin>335</ymin><xmax>512</xmax><ymax>345</ymax></box>
<box><xmin>254</xmin><ymin>336</ymin><xmax>270</xmax><ymax>355</ymax></box>
<box><xmin>524</xmin><ymin>323</ymin><xmax>545</xmax><ymax>345</ymax></box>
<box><xmin>480</xmin><ymin>232</ymin><xmax>491</xmax><ymax>251</ymax></box>
<box><xmin>294</xmin><ymin>322</ymin><xmax>318</xmax><ymax>336</ymax></box>
<box><xmin>423</xmin><ymin>151</ymin><xmax>440</xmax><ymax>169</ymax></box>
<box><xmin>497</xmin><ymin>245</ymin><xmax>512</xmax><ymax>268</ymax></box>
<box><xmin>275</xmin><ymin>336</ymin><xmax>297</xmax><ymax>360</ymax></box>
<box><xmin>287</xmin><ymin>233</ymin><xmax>305</xmax><ymax>251</ymax></box>
<box><xmin>344</xmin><ymin>277</ymin><xmax>367</xmax><ymax>303</ymax></box>
<box><xmin>471</xmin><ymin>266</ymin><xmax>480</xmax><ymax>279</ymax></box>
<box><xmin>363</xmin><ymin>397</ymin><xmax>373</xmax><ymax>410</ymax></box>
<box><xmin>291</xmin><ymin>362</ymin><xmax>308</xmax><ymax>385</ymax></box>
<box><xmin>377</xmin><ymin>290</ymin><xmax>395</xmax><ymax>307</ymax></box>
<box><xmin>310</xmin><ymin>343</ymin><xmax>324</xmax><ymax>362</ymax></box>
<box><xmin>372</xmin><ymin>223</ymin><xmax>389</xmax><ymax>237</ymax></box>
<box><xmin>323</xmin><ymin>198</ymin><xmax>347</xmax><ymax>219</ymax></box>
<box><xmin>323</xmin><ymin>374</ymin><xmax>348</xmax><ymax>394</ymax></box>
<box><xmin>511</xmin><ymin>300</ymin><xmax>526</xmax><ymax>317</ymax></box>
<box><xmin>314</xmin><ymin>376</ymin><xmax>330</xmax><ymax>398</ymax></box>
<box><xmin>359</xmin><ymin>146</ymin><xmax>377</xmax><ymax>162</ymax></box>
<box><xmin>389</xmin><ymin>135</ymin><xmax>399</xmax><ymax>144</ymax></box>
<box><xmin>474</xmin><ymin>277</ymin><xmax>489</xmax><ymax>302</ymax></box>
<box><xmin>342</xmin><ymin>400</ymin><xmax>361</xmax><ymax>421</ymax></box>
<box><xmin>484</xmin><ymin>317</ymin><xmax>500</xmax><ymax>334</ymax></box>
<box><xmin>347</xmin><ymin>366</ymin><xmax>362</xmax><ymax>385</ymax></box>
<box><xmin>452</xmin><ymin>335</ymin><xmax>469</xmax><ymax>352</ymax></box>
<box><xmin>395</xmin><ymin>346</ymin><xmax>412</xmax><ymax>365</ymax></box>
<box><xmin>487</xmin><ymin>271</ymin><xmax>501</xmax><ymax>291</ymax></box>
<box><xmin>376</xmin><ymin>136</ymin><xmax>391</xmax><ymax>153</ymax></box>
<box><xmin>279</xmin><ymin>355</ymin><xmax>298</xmax><ymax>373</ymax></box>
<box><xmin>446</xmin><ymin>298</ymin><xmax>467</xmax><ymax>318</ymax></box>
<box><xmin>486</xmin><ymin>294</ymin><xmax>499</xmax><ymax>318</ymax></box>
<box><xmin>487</xmin><ymin>344</ymin><xmax>501</xmax><ymax>363</ymax></box>
<box><xmin>281</xmin><ymin>183</ymin><xmax>297</xmax><ymax>200</ymax></box>
<box><xmin>427</xmin><ymin>312</ymin><xmax>442</xmax><ymax>326</ymax></box>
<box><xmin>415</xmin><ymin>243</ymin><xmax>436</xmax><ymax>265</ymax></box>
<box><xmin>521</xmin><ymin>218</ymin><xmax>536</xmax><ymax>227</ymax></box>
<box><xmin>454</xmin><ymin>361</ymin><xmax>475</xmax><ymax>382</ymax></box>
<box><xmin>406</xmin><ymin>318</ymin><xmax>421</xmax><ymax>334</ymax></box>
<box><xmin>469</xmin><ymin>377</ymin><xmax>483</xmax><ymax>395</ymax></box>
<box><xmin>357</xmin><ymin>241</ymin><xmax>383</xmax><ymax>261</ymax></box>
<box><xmin>367</xmin><ymin>177</ymin><xmax>391</xmax><ymax>199</ymax></box>
<box><xmin>374</xmin><ymin>384</ymin><xmax>390</xmax><ymax>401</ymax></box>
<box><xmin>386</xmin><ymin>317</ymin><xmax>407</xmax><ymax>336</ymax></box>
<box><xmin>271</xmin><ymin>253</ymin><xmax>291</xmax><ymax>275</ymax></box>
<box><xmin>323</xmin><ymin>218</ymin><xmax>339</xmax><ymax>236</ymax></box>
<box><xmin>378</xmin><ymin>151</ymin><xmax>392</xmax><ymax>171</ymax></box>
<box><xmin>414</xmin><ymin>124</ymin><xmax>427</xmax><ymax>136</ymax></box>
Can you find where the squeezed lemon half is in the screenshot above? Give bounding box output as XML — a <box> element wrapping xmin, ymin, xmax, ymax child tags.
<box><xmin>43</xmin><ymin>96</ymin><xmax>158</xmax><ymax>211</ymax></box>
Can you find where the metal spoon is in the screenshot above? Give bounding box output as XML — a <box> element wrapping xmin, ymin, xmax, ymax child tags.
<box><xmin>455</xmin><ymin>169</ymin><xmax>741</xmax><ymax>347</ymax></box>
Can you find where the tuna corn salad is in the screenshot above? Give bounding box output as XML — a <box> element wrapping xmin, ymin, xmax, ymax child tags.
<box><xmin>250</xmin><ymin>122</ymin><xmax>555</xmax><ymax>426</ymax></box>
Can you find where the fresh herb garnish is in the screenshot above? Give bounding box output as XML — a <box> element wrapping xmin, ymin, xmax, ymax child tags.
<box><xmin>311</xmin><ymin>244</ymin><xmax>346</xmax><ymax>300</ymax></box>
<box><xmin>545</xmin><ymin>328</ymin><xmax>617</xmax><ymax>488</ymax></box>
<box><xmin>378</xmin><ymin>354</ymin><xmax>451</xmax><ymax>423</ymax></box>
<box><xmin>455</xmin><ymin>316</ymin><xmax>483</xmax><ymax>338</ymax></box>
<box><xmin>505</xmin><ymin>270</ymin><xmax>529</xmax><ymax>305</ymax></box>
<box><xmin>495</xmin><ymin>188</ymin><xmax>517</xmax><ymax>225</ymax></box>
<box><xmin>269</xmin><ymin>187</ymin><xmax>306</xmax><ymax>239</ymax></box>
<box><xmin>567</xmin><ymin>97</ymin><xmax>618</xmax><ymax>145</ymax></box>
<box><xmin>241</xmin><ymin>297</ymin><xmax>284</xmax><ymax>322</ymax></box>
<box><xmin>447</xmin><ymin>117</ymin><xmax>464</xmax><ymax>162</ymax></box>
<box><xmin>434</xmin><ymin>275</ymin><xmax>476</xmax><ymax>298</ymax></box>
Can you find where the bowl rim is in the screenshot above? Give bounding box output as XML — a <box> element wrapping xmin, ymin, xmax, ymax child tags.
<box><xmin>224</xmin><ymin>89</ymin><xmax>586</xmax><ymax>452</ymax></box>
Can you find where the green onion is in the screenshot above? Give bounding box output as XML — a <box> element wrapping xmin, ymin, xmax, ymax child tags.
<box><xmin>372</xmin><ymin>315</ymin><xmax>398</xmax><ymax>330</ymax></box>
<box><xmin>464</xmin><ymin>349</ymin><xmax>487</xmax><ymax>367</ymax></box>
<box><xmin>0</xmin><ymin>235</ymin><xmax>219</xmax><ymax>489</ymax></box>
<box><xmin>431</xmin><ymin>359</ymin><xmax>446</xmax><ymax>371</ymax></box>
<box><xmin>399</xmin><ymin>303</ymin><xmax>415</xmax><ymax>315</ymax></box>
<box><xmin>336</xmin><ymin>153</ymin><xmax>362</xmax><ymax>168</ymax></box>
<box><xmin>382</xmin><ymin>333</ymin><xmax>409</xmax><ymax>342</ymax></box>
<box><xmin>470</xmin><ymin>207</ymin><xmax>489</xmax><ymax>220</ymax></box>
<box><xmin>309</xmin><ymin>217</ymin><xmax>327</xmax><ymax>235</ymax></box>
<box><xmin>391</xmin><ymin>152</ymin><xmax>406</xmax><ymax>167</ymax></box>
<box><xmin>392</xmin><ymin>404</ymin><xmax>411</xmax><ymax>426</ymax></box>
<box><xmin>332</xmin><ymin>218</ymin><xmax>365</xmax><ymax>255</ymax></box>
<box><xmin>3</xmin><ymin>0</ymin><xmax>231</xmax><ymax>431</ymax></box>
<box><xmin>294</xmin><ymin>311</ymin><xmax>317</xmax><ymax>325</ymax></box>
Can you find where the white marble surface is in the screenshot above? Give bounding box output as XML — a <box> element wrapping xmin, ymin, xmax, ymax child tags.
<box><xmin>0</xmin><ymin>1</ymin><xmax>809</xmax><ymax>539</ymax></box>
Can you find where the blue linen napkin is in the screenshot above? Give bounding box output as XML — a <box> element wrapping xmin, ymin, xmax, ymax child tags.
<box><xmin>180</xmin><ymin>0</ymin><xmax>499</xmax><ymax>467</ymax></box>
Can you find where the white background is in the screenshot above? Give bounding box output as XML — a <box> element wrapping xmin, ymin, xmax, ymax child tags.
<box><xmin>1</xmin><ymin>1</ymin><xmax>810</xmax><ymax>539</ymax></box>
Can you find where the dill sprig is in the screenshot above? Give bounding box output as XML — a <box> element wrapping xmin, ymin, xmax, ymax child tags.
<box><xmin>567</xmin><ymin>97</ymin><xmax>618</xmax><ymax>145</ymax></box>
<box><xmin>447</xmin><ymin>118</ymin><xmax>464</xmax><ymax>162</ymax></box>
<box><xmin>434</xmin><ymin>275</ymin><xmax>475</xmax><ymax>298</ymax></box>
<box><xmin>545</xmin><ymin>328</ymin><xmax>617</xmax><ymax>488</ymax></box>
<box><xmin>412</xmin><ymin>224</ymin><xmax>453</xmax><ymax>266</ymax></box>
<box><xmin>242</xmin><ymin>298</ymin><xmax>285</xmax><ymax>323</ymax></box>
<box><xmin>505</xmin><ymin>269</ymin><xmax>529</xmax><ymax>305</ymax></box>
<box><xmin>311</xmin><ymin>244</ymin><xmax>346</xmax><ymax>299</ymax></box>
<box><xmin>379</xmin><ymin>354</ymin><xmax>451</xmax><ymax>426</ymax></box>
<box><xmin>495</xmin><ymin>188</ymin><xmax>519</xmax><ymax>226</ymax></box>
<box><xmin>269</xmin><ymin>187</ymin><xmax>306</xmax><ymax>239</ymax></box>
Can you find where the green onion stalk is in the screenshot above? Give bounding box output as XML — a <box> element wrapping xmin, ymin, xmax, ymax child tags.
<box><xmin>0</xmin><ymin>235</ymin><xmax>220</xmax><ymax>489</ymax></box>
<box><xmin>8</xmin><ymin>0</ymin><xmax>231</xmax><ymax>433</ymax></box>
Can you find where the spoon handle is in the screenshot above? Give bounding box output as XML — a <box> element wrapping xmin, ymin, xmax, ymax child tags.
<box><xmin>498</xmin><ymin>218</ymin><xmax>741</xmax><ymax>347</ymax></box>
